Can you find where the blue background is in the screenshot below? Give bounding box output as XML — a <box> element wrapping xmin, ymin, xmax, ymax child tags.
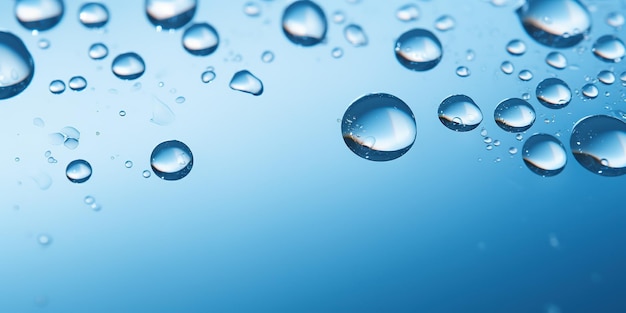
<box><xmin>1</xmin><ymin>0</ymin><xmax>625</xmax><ymax>312</ymax></box>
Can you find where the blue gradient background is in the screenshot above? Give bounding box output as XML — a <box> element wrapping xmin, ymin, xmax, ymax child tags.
<box><xmin>1</xmin><ymin>0</ymin><xmax>625</xmax><ymax>312</ymax></box>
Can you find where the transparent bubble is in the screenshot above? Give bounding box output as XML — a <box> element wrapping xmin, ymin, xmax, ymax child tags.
<box><xmin>282</xmin><ymin>0</ymin><xmax>327</xmax><ymax>47</ymax></box>
<box><xmin>545</xmin><ymin>51</ymin><xmax>567</xmax><ymax>69</ymax></box>
<box><xmin>516</xmin><ymin>0</ymin><xmax>591</xmax><ymax>48</ymax></box>
<box><xmin>344</xmin><ymin>24</ymin><xmax>368</xmax><ymax>47</ymax></box>
<box><xmin>570</xmin><ymin>115</ymin><xmax>626</xmax><ymax>176</ymax></box>
<box><xmin>522</xmin><ymin>134</ymin><xmax>567</xmax><ymax>176</ymax></box>
<box><xmin>146</xmin><ymin>0</ymin><xmax>197</xmax><ymax>30</ymax></box>
<box><xmin>38</xmin><ymin>38</ymin><xmax>50</xmax><ymax>49</ymax></box>
<box><xmin>125</xmin><ymin>160</ymin><xmax>133</xmax><ymax>168</ymax></box>
<box><xmin>466</xmin><ymin>49</ymin><xmax>475</xmax><ymax>61</ymax></box>
<box><xmin>15</xmin><ymin>0</ymin><xmax>64</xmax><ymax>31</ymax></box>
<box><xmin>438</xmin><ymin>95</ymin><xmax>483</xmax><ymax>132</ymax></box>
<box><xmin>182</xmin><ymin>23</ymin><xmax>219</xmax><ymax>56</ymax></box>
<box><xmin>494</xmin><ymin>98</ymin><xmax>536</xmax><ymax>132</ymax></box>
<box><xmin>142</xmin><ymin>170</ymin><xmax>151</xmax><ymax>178</ymax></box>
<box><xmin>201</xmin><ymin>70</ymin><xmax>216</xmax><ymax>83</ymax></box>
<box><xmin>341</xmin><ymin>93</ymin><xmax>416</xmax><ymax>161</ymax></box>
<box><xmin>37</xmin><ymin>234</ymin><xmax>52</xmax><ymax>246</ymax></box>
<box><xmin>536</xmin><ymin>78</ymin><xmax>571</xmax><ymax>108</ymax></box>
<box><xmin>592</xmin><ymin>35</ymin><xmax>625</xmax><ymax>63</ymax></box>
<box><xmin>518</xmin><ymin>69</ymin><xmax>533</xmax><ymax>81</ymax></box>
<box><xmin>49</xmin><ymin>80</ymin><xmax>65</xmax><ymax>94</ymax></box>
<box><xmin>78</xmin><ymin>2</ymin><xmax>109</xmax><ymax>28</ymax></box>
<box><xmin>394</xmin><ymin>28</ymin><xmax>442</xmax><ymax>71</ymax></box>
<box><xmin>68</xmin><ymin>76</ymin><xmax>87</xmax><ymax>91</ymax></box>
<box><xmin>509</xmin><ymin>147</ymin><xmax>518</xmax><ymax>155</ymax></box>
<box><xmin>84</xmin><ymin>195</ymin><xmax>95</xmax><ymax>205</ymax></box>
<box><xmin>229</xmin><ymin>70</ymin><xmax>263</xmax><ymax>96</ymax></box>
<box><xmin>150</xmin><ymin>140</ymin><xmax>194</xmax><ymax>180</ymax></box>
<box><xmin>456</xmin><ymin>66</ymin><xmax>470</xmax><ymax>77</ymax></box>
<box><xmin>606</xmin><ymin>12</ymin><xmax>625</xmax><ymax>28</ymax></box>
<box><xmin>396</xmin><ymin>3</ymin><xmax>419</xmax><ymax>22</ymax></box>
<box><xmin>88</xmin><ymin>43</ymin><xmax>108</xmax><ymax>60</ymax></box>
<box><xmin>581</xmin><ymin>83</ymin><xmax>599</xmax><ymax>99</ymax></box>
<box><xmin>66</xmin><ymin>159</ymin><xmax>93</xmax><ymax>183</ymax></box>
<box><xmin>112</xmin><ymin>52</ymin><xmax>145</xmax><ymax>80</ymax></box>
<box><xmin>434</xmin><ymin>15</ymin><xmax>455</xmax><ymax>31</ymax></box>
<box><xmin>261</xmin><ymin>50</ymin><xmax>274</xmax><ymax>63</ymax></box>
<box><xmin>506</xmin><ymin>39</ymin><xmax>527</xmax><ymax>56</ymax></box>
<box><xmin>500</xmin><ymin>61</ymin><xmax>514</xmax><ymax>74</ymax></box>
<box><xmin>597</xmin><ymin>70</ymin><xmax>615</xmax><ymax>85</ymax></box>
<box><xmin>175</xmin><ymin>96</ymin><xmax>185</xmax><ymax>103</ymax></box>
<box><xmin>0</xmin><ymin>31</ymin><xmax>35</xmax><ymax>100</ymax></box>
<box><xmin>243</xmin><ymin>2</ymin><xmax>261</xmax><ymax>17</ymax></box>
<box><xmin>119</xmin><ymin>110</ymin><xmax>126</xmax><ymax>116</ymax></box>
<box><xmin>332</xmin><ymin>10</ymin><xmax>345</xmax><ymax>24</ymax></box>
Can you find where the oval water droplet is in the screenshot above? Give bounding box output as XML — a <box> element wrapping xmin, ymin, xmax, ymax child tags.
<box><xmin>434</xmin><ymin>15</ymin><xmax>455</xmax><ymax>31</ymax></box>
<box><xmin>182</xmin><ymin>23</ymin><xmax>219</xmax><ymax>56</ymax></box>
<box><xmin>494</xmin><ymin>98</ymin><xmax>536</xmax><ymax>132</ymax></box>
<box><xmin>394</xmin><ymin>28</ymin><xmax>442</xmax><ymax>71</ymax></box>
<box><xmin>261</xmin><ymin>50</ymin><xmax>274</xmax><ymax>63</ymax></box>
<box><xmin>506</xmin><ymin>39</ymin><xmax>527</xmax><ymax>56</ymax></box>
<box><xmin>0</xmin><ymin>31</ymin><xmax>35</xmax><ymax>100</ymax></box>
<box><xmin>344</xmin><ymin>24</ymin><xmax>368</xmax><ymax>47</ymax></box>
<box><xmin>142</xmin><ymin>170</ymin><xmax>151</xmax><ymax>178</ymax></box>
<box><xmin>49</xmin><ymin>79</ymin><xmax>65</xmax><ymax>94</ymax></box>
<box><xmin>522</xmin><ymin>134</ymin><xmax>567</xmax><ymax>176</ymax></box>
<box><xmin>516</xmin><ymin>0</ymin><xmax>591</xmax><ymax>48</ymax></box>
<box><xmin>175</xmin><ymin>96</ymin><xmax>185</xmax><ymax>103</ymax></box>
<box><xmin>15</xmin><ymin>0</ymin><xmax>64</xmax><ymax>31</ymax></box>
<box><xmin>331</xmin><ymin>47</ymin><xmax>343</xmax><ymax>58</ymax></box>
<box><xmin>438</xmin><ymin>95</ymin><xmax>483</xmax><ymax>132</ymax></box>
<box><xmin>229</xmin><ymin>70</ymin><xmax>263</xmax><ymax>96</ymax></box>
<box><xmin>500</xmin><ymin>61</ymin><xmax>514</xmax><ymax>74</ymax></box>
<box><xmin>88</xmin><ymin>42</ymin><xmax>108</xmax><ymax>60</ymax></box>
<box><xmin>592</xmin><ymin>35</ymin><xmax>625</xmax><ymax>63</ymax></box>
<box><xmin>518</xmin><ymin>69</ymin><xmax>533</xmax><ymax>81</ymax></box>
<box><xmin>282</xmin><ymin>0</ymin><xmax>327</xmax><ymax>47</ymax></box>
<box><xmin>456</xmin><ymin>66</ymin><xmax>470</xmax><ymax>77</ymax></box>
<box><xmin>581</xmin><ymin>83</ymin><xmax>599</xmax><ymax>99</ymax></box>
<box><xmin>597</xmin><ymin>70</ymin><xmax>615</xmax><ymax>85</ymax></box>
<box><xmin>150</xmin><ymin>140</ymin><xmax>193</xmax><ymax>180</ymax></box>
<box><xmin>145</xmin><ymin>0</ymin><xmax>197</xmax><ymax>30</ymax></box>
<box><xmin>332</xmin><ymin>10</ymin><xmax>345</xmax><ymax>24</ymax></box>
<box><xmin>570</xmin><ymin>115</ymin><xmax>626</xmax><ymax>176</ymax></box>
<box><xmin>201</xmin><ymin>69</ymin><xmax>216</xmax><ymax>83</ymax></box>
<box><xmin>37</xmin><ymin>38</ymin><xmax>50</xmax><ymax>49</ymax></box>
<box><xmin>396</xmin><ymin>3</ymin><xmax>419</xmax><ymax>22</ymax></box>
<box><xmin>243</xmin><ymin>2</ymin><xmax>261</xmax><ymax>17</ymax></box>
<box><xmin>341</xmin><ymin>93</ymin><xmax>416</xmax><ymax>161</ymax></box>
<box><xmin>545</xmin><ymin>51</ymin><xmax>567</xmax><ymax>69</ymax></box>
<box><xmin>68</xmin><ymin>76</ymin><xmax>87</xmax><ymax>91</ymax></box>
<box><xmin>124</xmin><ymin>160</ymin><xmax>133</xmax><ymax>168</ymax></box>
<box><xmin>37</xmin><ymin>234</ymin><xmax>52</xmax><ymax>246</ymax></box>
<box><xmin>78</xmin><ymin>2</ymin><xmax>109</xmax><ymax>28</ymax></box>
<box><xmin>84</xmin><ymin>195</ymin><xmax>95</xmax><ymax>205</ymax></box>
<box><xmin>111</xmin><ymin>52</ymin><xmax>145</xmax><ymax>80</ymax></box>
<box><xmin>606</xmin><ymin>12</ymin><xmax>625</xmax><ymax>28</ymax></box>
<box><xmin>66</xmin><ymin>159</ymin><xmax>92</xmax><ymax>183</ymax></box>
<box><xmin>536</xmin><ymin>78</ymin><xmax>571</xmax><ymax>109</ymax></box>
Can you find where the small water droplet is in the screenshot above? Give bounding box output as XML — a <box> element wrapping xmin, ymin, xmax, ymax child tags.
<box><xmin>597</xmin><ymin>70</ymin><xmax>616</xmax><ymax>85</ymax></box>
<box><xmin>522</xmin><ymin>134</ymin><xmax>567</xmax><ymax>176</ymax></box>
<box><xmin>536</xmin><ymin>78</ymin><xmax>571</xmax><ymax>108</ymax></box>
<box><xmin>592</xmin><ymin>35</ymin><xmax>626</xmax><ymax>63</ymax></box>
<box><xmin>509</xmin><ymin>147</ymin><xmax>518</xmax><ymax>155</ymax></box>
<box><xmin>438</xmin><ymin>95</ymin><xmax>483</xmax><ymax>132</ymax></box>
<box><xmin>175</xmin><ymin>96</ymin><xmax>185</xmax><ymax>103</ymax></box>
<box><xmin>33</xmin><ymin>117</ymin><xmax>44</xmax><ymax>127</ymax></box>
<box><xmin>484</xmin><ymin>137</ymin><xmax>493</xmax><ymax>144</ymax></box>
<box><xmin>466</xmin><ymin>49</ymin><xmax>475</xmax><ymax>61</ymax></box>
<box><xmin>84</xmin><ymin>195</ymin><xmax>95</xmax><ymax>205</ymax></box>
<box><xmin>480</xmin><ymin>128</ymin><xmax>488</xmax><ymax>137</ymax></box>
<box><xmin>146</xmin><ymin>0</ymin><xmax>197</xmax><ymax>30</ymax></box>
<box><xmin>125</xmin><ymin>160</ymin><xmax>133</xmax><ymax>168</ymax></box>
<box><xmin>119</xmin><ymin>110</ymin><xmax>126</xmax><ymax>116</ymax></box>
<box><xmin>68</xmin><ymin>76</ymin><xmax>87</xmax><ymax>91</ymax></box>
<box><xmin>88</xmin><ymin>43</ymin><xmax>108</xmax><ymax>60</ymax></box>
<box><xmin>182</xmin><ymin>23</ymin><xmax>219</xmax><ymax>56</ymax></box>
<box><xmin>243</xmin><ymin>2</ymin><xmax>261</xmax><ymax>17</ymax></box>
<box><xmin>434</xmin><ymin>15</ymin><xmax>456</xmax><ymax>31</ymax></box>
<box><xmin>331</xmin><ymin>47</ymin><xmax>343</xmax><ymax>58</ymax></box>
<box><xmin>396</xmin><ymin>4</ymin><xmax>419</xmax><ymax>22</ymax></box>
<box><xmin>142</xmin><ymin>170</ymin><xmax>152</xmax><ymax>178</ymax></box>
<box><xmin>15</xmin><ymin>0</ymin><xmax>64</xmax><ymax>31</ymax></box>
<box><xmin>518</xmin><ymin>69</ymin><xmax>533</xmax><ymax>81</ymax></box>
<box><xmin>229</xmin><ymin>70</ymin><xmax>263</xmax><ymax>96</ymax></box>
<box><xmin>395</xmin><ymin>28</ymin><xmax>443</xmax><ymax>71</ymax></box>
<box><xmin>506</xmin><ymin>39</ymin><xmax>527</xmax><ymax>56</ymax></box>
<box><xmin>37</xmin><ymin>234</ymin><xmax>52</xmax><ymax>246</ymax></box>
<box><xmin>344</xmin><ymin>24</ymin><xmax>368</xmax><ymax>47</ymax></box>
<box><xmin>79</xmin><ymin>2</ymin><xmax>110</xmax><ymax>28</ymax></box>
<box><xmin>545</xmin><ymin>51</ymin><xmax>567</xmax><ymax>69</ymax></box>
<box><xmin>0</xmin><ymin>31</ymin><xmax>35</xmax><ymax>99</ymax></box>
<box><xmin>516</xmin><ymin>133</ymin><xmax>524</xmax><ymax>141</ymax></box>
<box><xmin>516</xmin><ymin>0</ymin><xmax>591</xmax><ymax>48</ymax></box>
<box><xmin>201</xmin><ymin>70</ymin><xmax>216</xmax><ymax>83</ymax></box>
<box><xmin>66</xmin><ymin>159</ymin><xmax>92</xmax><ymax>183</ymax></box>
<box><xmin>332</xmin><ymin>10</ymin><xmax>345</xmax><ymax>24</ymax></box>
<box><xmin>151</xmin><ymin>140</ymin><xmax>194</xmax><ymax>180</ymax></box>
<box><xmin>261</xmin><ymin>50</ymin><xmax>274</xmax><ymax>63</ymax></box>
<box><xmin>570</xmin><ymin>115</ymin><xmax>626</xmax><ymax>176</ymax></box>
<box><xmin>522</xmin><ymin>93</ymin><xmax>530</xmax><ymax>100</ymax></box>
<box><xmin>47</xmin><ymin>156</ymin><xmax>57</xmax><ymax>163</ymax></box>
<box><xmin>456</xmin><ymin>66</ymin><xmax>470</xmax><ymax>77</ymax></box>
<box><xmin>581</xmin><ymin>83</ymin><xmax>599</xmax><ymax>99</ymax></box>
<box><xmin>282</xmin><ymin>0</ymin><xmax>328</xmax><ymax>47</ymax></box>
<box><xmin>49</xmin><ymin>80</ymin><xmax>66</xmax><ymax>94</ymax></box>
<box><xmin>37</xmin><ymin>38</ymin><xmax>50</xmax><ymax>49</ymax></box>
<box><xmin>112</xmin><ymin>52</ymin><xmax>145</xmax><ymax>80</ymax></box>
<box><xmin>494</xmin><ymin>98</ymin><xmax>536</xmax><ymax>132</ymax></box>
<box><xmin>500</xmin><ymin>61</ymin><xmax>514</xmax><ymax>74</ymax></box>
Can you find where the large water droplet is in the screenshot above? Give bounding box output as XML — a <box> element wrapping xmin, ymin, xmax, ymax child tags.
<box><xmin>150</xmin><ymin>140</ymin><xmax>193</xmax><ymax>180</ymax></box>
<box><xmin>396</xmin><ymin>3</ymin><xmax>419</xmax><ymax>22</ymax></box>
<box><xmin>506</xmin><ymin>39</ymin><xmax>527</xmax><ymax>56</ymax></box>
<box><xmin>536</xmin><ymin>78</ymin><xmax>571</xmax><ymax>109</ymax></box>
<box><xmin>395</xmin><ymin>28</ymin><xmax>442</xmax><ymax>71</ymax></box>
<box><xmin>570</xmin><ymin>115</ymin><xmax>626</xmax><ymax>176</ymax></box>
<box><xmin>111</xmin><ymin>52</ymin><xmax>145</xmax><ymax>80</ymax></box>
<box><xmin>494</xmin><ymin>98</ymin><xmax>536</xmax><ymax>132</ymax></box>
<box><xmin>516</xmin><ymin>0</ymin><xmax>591</xmax><ymax>48</ymax></box>
<box><xmin>66</xmin><ymin>159</ymin><xmax>93</xmax><ymax>183</ymax></box>
<box><xmin>0</xmin><ymin>31</ymin><xmax>35</xmax><ymax>100</ymax></box>
<box><xmin>282</xmin><ymin>0</ymin><xmax>327</xmax><ymax>47</ymax></box>
<box><xmin>145</xmin><ymin>0</ymin><xmax>197</xmax><ymax>30</ymax></box>
<box><xmin>341</xmin><ymin>93</ymin><xmax>416</xmax><ymax>161</ymax></box>
<box><xmin>434</xmin><ymin>15</ymin><xmax>455</xmax><ymax>32</ymax></box>
<box><xmin>78</xmin><ymin>2</ymin><xmax>109</xmax><ymax>28</ymax></box>
<box><xmin>49</xmin><ymin>79</ymin><xmax>65</xmax><ymax>94</ymax></box>
<box><xmin>591</xmin><ymin>35</ymin><xmax>625</xmax><ymax>63</ymax></box>
<box><xmin>68</xmin><ymin>76</ymin><xmax>87</xmax><ymax>91</ymax></box>
<box><xmin>182</xmin><ymin>23</ymin><xmax>219</xmax><ymax>56</ymax></box>
<box><xmin>581</xmin><ymin>83</ymin><xmax>599</xmax><ymax>99</ymax></box>
<box><xmin>344</xmin><ymin>24</ymin><xmax>368</xmax><ymax>47</ymax></box>
<box><xmin>15</xmin><ymin>0</ymin><xmax>64</xmax><ymax>31</ymax></box>
<box><xmin>438</xmin><ymin>95</ymin><xmax>483</xmax><ymax>132</ymax></box>
<box><xmin>229</xmin><ymin>70</ymin><xmax>263</xmax><ymax>96</ymax></box>
<box><xmin>545</xmin><ymin>51</ymin><xmax>567</xmax><ymax>69</ymax></box>
<box><xmin>88</xmin><ymin>42</ymin><xmax>108</xmax><ymax>60</ymax></box>
<box><xmin>522</xmin><ymin>134</ymin><xmax>567</xmax><ymax>176</ymax></box>
<box><xmin>597</xmin><ymin>70</ymin><xmax>615</xmax><ymax>85</ymax></box>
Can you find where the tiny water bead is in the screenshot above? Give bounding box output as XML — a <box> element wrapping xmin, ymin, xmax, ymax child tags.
<box><xmin>49</xmin><ymin>80</ymin><xmax>65</xmax><ymax>94</ymax></box>
<box><xmin>124</xmin><ymin>160</ymin><xmax>133</xmax><ymax>168</ymax></box>
<box><xmin>396</xmin><ymin>3</ymin><xmax>419</xmax><ymax>22</ymax></box>
<box><xmin>68</xmin><ymin>76</ymin><xmax>87</xmax><ymax>91</ymax></box>
<box><xmin>536</xmin><ymin>78</ymin><xmax>571</xmax><ymax>109</ymax></box>
<box><xmin>119</xmin><ymin>110</ymin><xmax>126</xmax><ymax>116</ymax></box>
<box><xmin>175</xmin><ymin>96</ymin><xmax>185</xmax><ymax>103</ymax></box>
<box><xmin>606</xmin><ymin>12</ymin><xmax>625</xmax><ymax>28</ymax></box>
<box><xmin>545</xmin><ymin>52</ymin><xmax>567</xmax><ymax>69</ymax></box>
<box><xmin>282</xmin><ymin>0</ymin><xmax>327</xmax><ymax>47</ymax></box>
<box><xmin>582</xmin><ymin>84</ymin><xmax>599</xmax><ymax>99</ymax></box>
<box><xmin>344</xmin><ymin>24</ymin><xmax>368</xmax><ymax>47</ymax></box>
<box><xmin>84</xmin><ymin>195</ymin><xmax>95</xmax><ymax>205</ymax></box>
<box><xmin>261</xmin><ymin>50</ymin><xmax>274</xmax><ymax>63</ymax></box>
<box><xmin>88</xmin><ymin>43</ymin><xmax>108</xmax><ymax>60</ymax></box>
<box><xmin>341</xmin><ymin>93</ymin><xmax>416</xmax><ymax>161</ymax></box>
<box><xmin>146</xmin><ymin>0</ymin><xmax>197</xmax><ymax>30</ymax></box>
<box><xmin>438</xmin><ymin>95</ymin><xmax>483</xmax><ymax>132</ymax></box>
<box><xmin>78</xmin><ymin>2</ymin><xmax>109</xmax><ymax>28</ymax></box>
<box><xmin>38</xmin><ymin>38</ymin><xmax>50</xmax><ymax>49</ymax></box>
<box><xmin>243</xmin><ymin>2</ymin><xmax>261</xmax><ymax>17</ymax></box>
<box><xmin>332</xmin><ymin>10</ymin><xmax>345</xmax><ymax>24</ymax></box>
<box><xmin>142</xmin><ymin>170</ymin><xmax>151</xmax><ymax>178</ymax></box>
<box><xmin>518</xmin><ymin>69</ymin><xmax>533</xmax><ymax>81</ymax></box>
<box><xmin>395</xmin><ymin>29</ymin><xmax>442</xmax><ymax>71</ymax></box>
<box><xmin>522</xmin><ymin>134</ymin><xmax>567</xmax><ymax>177</ymax></box>
<box><xmin>597</xmin><ymin>70</ymin><xmax>615</xmax><ymax>85</ymax></box>
<box><xmin>434</xmin><ymin>15</ymin><xmax>455</xmax><ymax>32</ymax></box>
<box><xmin>506</xmin><ymin>39</ymin><xmax>527</xmax><ymax>56</ymax></box>
<box><xmin>111</xmin><ymin>52</ymin><xmax>145</xmax><ymax>80</ymax></box>
<box><xmin>592</xmin><ymin>35</ymin><xmax>625</xmax><ymax>63</ymax></box>
<box><xmin>516</xmin><ymin>0</ymin><xmax>591</xmax><ymax>48</ymax></box>
<box><xmin>570</xmin><ymin>115</ymin><xmax>626</xmax><ymax>177</ymax></box>
<box><xmin>229</xmin><ymin>70</ymin><xmax>263</xmax><ymax>96</ymax></box>
<box><xmin>15</xmin><ymin>0</ymin><xmax>64</xmax><ymax>31</ymax></box>
<box><xmin>182</xmin><ymin>23</ymin><xmax>219</xmax><ymax>56</ymax></box>
<box><xmin>150</xmin><ymin>140</ymin><xmax>193</xmax><ymax>180</ymax></box>
<box><xmin>494</xmin><ymin>98</ymin><xmax>536</xmax><ymax>132</ymax></box>
<box><xmin>0</xmin><ymin>31</ymin><xmax>35</xmax><ymax>100</ymax></box>
<box><xmin>331</xmin><ymin>47</ymin><xmax>343</xmax><ymax>58</ymax></box>
<box><xmin>66</xmin><ymin>159</ymin><xmax>92</xmax><ymax>183</ymax></box>
<box><xmin>509</xmin><ymin>147</ymin><xmax>518</xmax><ymax>155</ymax></box>
<box><xmin>500</xmin><ymin>61</ymin><xmax>514</xmax><ymax>74</ymax></box>
<box><xmin>456</xmin><ymin>66</ymin><xmax>470</xmax><ymax>77</ymax></box>
<box><xmin>37</xmin><ymin>234</ymin><xmax>52</xmax><ymax>246</ymax></box>
<box><xmin>201</xmin><ymin>70</ymin><xmax>216</xmax><ymax>83</ymax></box>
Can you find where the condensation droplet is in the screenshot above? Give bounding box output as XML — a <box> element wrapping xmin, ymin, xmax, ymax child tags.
<box><xmin>597</xmin><ymin>70</ymin><xmax>615</xmax><ymax>85</ymax></box>
<box><xmin>146</xmin><ymin>0</ymin><xmax>197</xmax><ymax>30</ymax></box>
<box><xmin>518</xmin><ymin>69</ymin><xmax>533</xmax><ymax>81</ymax></box>
<box><xmin>182</xmin><ymin>23</ymin><xmax>219</xmax><ymax>56</ymax></box>
<box><xmin>516</xmin><ymin>0</ymin><xmax>591</xmax><ymax>48</ymax></box>
<box><xmin>331</xmin><ymin>47</ymin><xmax>343</xmax><ymax>58</ymax></box>
<box><xmin>494</xmin><ymin>98</ymin><xmax>536</xmax><ymax>132</ymax></box>
<box><xmin>125</xmin><ymin>160</ymin><xmax>133</xmax><ymax>168</ymax></box>
<box><xmin>243</xmin><ymin>2</ymin><xmax>261</xmax><ymax>17</ymax></box>
<box><xmin>522</xmin><ymin>134</ymin><xmax>567</xmax><ymax>176</ymax></box>
<box><xmin>15</xmin><ymin>0</ymin><xmax>64</xmax><ymax>31</ymax></box>
<box><xmin>395</xmin><ymin>28</ymin><xmax>442</xmax><ymax>71</ymax></box>
<box><xmin>229</xmin><ymin>70</ymin><xmax>263</xmax><ymax>96</ymax></box>
<box><xmin>536</xmin><ymin>78</ymin><xmax>571</xmax><ymax>109</ymax></box>
<box><xmin>282</xmin><ymin>0</ymin><xmax>328</xmax><ymax>47</ymax></box>
<box><xmin>456</xmin><ymin>66</ymin><xmax>470</xmax><ymax>77</ymax></box>
<box><xmin>506</xmin><ymin>39</ymin><xmax>527</xmax><ymax>56</ymax></box>
<box><xmin>396</xmin><ymin>4</ymin><xmax>419</xmax><ymax>22</ymax></box>
<box><xmin>88</xmin><ymin>43</ymin><xmax>108</xmax><ymax>60</ymax></box>
<box><xmin>344</xmin><ymin>24</ymin><xmax>368</xmax><ymax>47</ymax></box>
<box><xmin>438</xmin><ymin>94</ymin><xmax>483</xmax><ymax>132</ymax></box>
<box><xmin>570</xmin><ymin>115</ymin><xmax>626</xmax><ymax>176</ymax></box>
<box><xmin>434</xmin><ymin>15</ymin><xmax>455</xmax><ymax>31</ymax></box>
<box><xmin>592</xmin><ymin>35</ymin><xmax>625</xmax><ymax>63</ymax></box>
<box><xmin>78</xmin><ymin>2</ymin><xmax>109</xmax><ymax>28</ymax></box>
<box><xmin>261</xmin><ymin>50</ymin><xmax>274</xmax><ymax>63</ymax></box>
<box><xmin>545</xmin><ymin>51</ymin><xmax>567</xmax><ymax>69</ymax></box>
<box><xmin>49</xmin><ymin>80</ymin><xmax>65</xmax><ymax>94</ymax></box>
<box><xmin>500</xmin><ymin>61</ymin><xmax>514</xmax><ymax>74</ymax></box>
<box><xmin>0</xmin><ymin>31</ymin><xmax>35</xmax><ymax>99</ymax></box>
<box><xmin>68</xmin><ymin>76</ymin><xmax>87</xmax><ymax>91</ymax></box>
<box><xmin>112</xmin><ymin>52</ymin><xmax>145</xmax><ymax>80</ymax></box>
<box><xmin>66</xmin><ymin>159</ymin><xmax>92</xmax><ymax>183</ymax></box>
<box><xmin>151</xmin><ymin>140</ymin><xmax>194</xmax><ymax>180</ymax></box>
<box><xmin>201</xmin><ymin>69</ymin><xmax>216</xmax><ymax>83</ymax></box>
<box><xmin>582</xmin><ymin>83</ymin><xmax>599</xmax><ymax>99</ymax></box>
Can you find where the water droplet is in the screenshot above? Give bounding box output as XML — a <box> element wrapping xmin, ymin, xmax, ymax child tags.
<box><xmin>112</xmin><ymin>52</ymin><xmax>145</xmax><ymax>80</ymax></box>
<box><xmin>119</xmin><ymin>110</ymin><xmax>126</xmax><ymax>116</ymax></box>
<box><xmin>79</xmin><ymin>2</ymin><xmax>109</xmax><ymax>28</ymax></box>
<box><xmin>516</xmin><ymin>0</ymin><xmax>591</xmax><ymax>48</ymax></box>
<box><xmin>456</xmin><ymin>66</ymin><xmax>470</xmax><ymax>77</ymax></box>
<box><xmin>90</xmin><ymin>203</ymin><xmax>101</xmax><ymax>211</ymax></box>
<box><xmin>518</xmin><ymin>69</ymin><xmax>533</xmax><ymax>81</ymax></box>
<box><xmin>582</xmin><ymin>83</ymin><xmax>599</xmax><ymax>99</ymax></box>
<box><xmin>536</xmin><ymin>78</ymin><xmax>571</xmax><ymax>108</ymax></box>
<box><xmin>146</xmin><ymin>0</ymin><xmax>197</xmax><ymax>30</ymax></box>
<box><xmin>395</xmin><ymin>28</ymin><xmax>442</xmax><ymax>71</ymax></box>
<box><xmin>282</xmin><ymin>0</ymin><xmax>328</xmax><ymax>47</ymax></box>
<box><xmin>331</xmin><ymin>47</ymin><xmax>343</xmax><ymax>58</ymax></box>
<box><xmin>466</xmin><ymin>49</ymin><xmax>475</xmax><ymax>61</ymax></box>
<box><xmin>37</xmin><ymin>38</ymin><xmax>50</xmax><ymax>49</ymax></box>
<box><xmin>341</xmin><ymin>93</ymin><xmax>416</xmax><ymax>161</ymax></box>
<box><xmin>66</xmin><ymin>159</ymin><xmax>93</xmax><ymax>183</ymax></box>
<box><xmin>47</xmin><ymin>156</ymin><xmax>57</xmax><ymax>163</ymax></box>
<box><xmin>438</xmin><ymin>95</ymin><xmax>483</xmax><ymax>132</ymax></box>
<box><xmin>509</xmin><ymin>147</ymin><xmax>518</xmax><ymax>155</ymax></box>
<box><xmin>142</xmin><ymin>170</ymin><xmax>152</xmax><ymax>178</ymax></box>
<box><xmin>150</xmin><ymin>140</ymin><xmax>193</xmax><ymax>180</ymax></box>
<box><xmin>124</xmin><ymin>160</ymin><xmax>133</xmax><ymax>168</ymax></box>
<box><xmin>175</xmin><ymin>96</ymin><xmax>185</xmax><ymax>103</ymax></box>
<box><xmin>592</xmin><ymin>35</ymin><xmax>625</xmax><ymax>63</ymax></box>
<box><xmin>68</xmin><ymin>76</ymin><xmax>87</xmax><ymax>91</ymax></box>
<box><xmin>486</xmin><ymin>145</ymin><xmax>493</xmax><ymax>150</ymax></box>
<box><xmin>494</xmin><ymin>98</ymin><xmax>536</xmax><ymax>132</ymax></box>
<box><xmin>344</xmin><ymin>24</ymin><xmax>368</xmax><ymax>47</ymax></box>
<box><xmin>506</xmin><ymin>39</ymin><xmax>527</xmax><ymax>56</ymax></box>
<box><xmin>201</xmin><ymin>69</ymin><xmax>216</xmax><ymax>83</ymax></box>
<box><xmin>229</xmin><ymin>70</ymin><xmax>263</xmax><ymax>96</ymax></box>
<box><xmin>33</xmin><ymin>117</ymin><xmax>44</xmax><ymax>127</ymax></box>
<box><xmin>606</xmin><ymin>12</ymin><xmax>625</xmax><ymax>28</ymax></box>
<box><xmin>261</xmin><ymin>50</ymin><xmax>274</xmax><ymax>63</ymax></box>
<box><xmin>15</xmin><ymin>0</ymin><xmax>64</xmax><ymax>31</ymax></box>
<box><xmin>522</xmin><ymin>134</ymin><xmax>567</xmax><ymax>176</ymax></box>
<box><xmin>243</xmin><ymin>2</ymin><xmax>261</xmax><ymax>17</ymax></box>
<box><xmin>545</xmin><ymin>51</ymin><xmax>567</xmax><ymax>69</ymax></box>
<box><xmin>484</xmin><ymin>137</ymin><xmax>493</xmax><ymax>144</ymax></box>
<box><xmin>0</xmin><ymin>31</ymin><xmax>35</xmax><ymax>100</ymax></box>
<box><xmin>500</xmin><ymin>61</ymin><xmax>514</xmax><ymax>74</ymax></box>
<box><xmin>182</xmin><ymin>23</ymin><xmax>219</xmax><ymax>56</ymax></box>
<box><xmin>434</xmin><ymin>15</ymin><xmax>455</xmax><ymax>31</ymax></box>
<box><xmin>37</xmin><ymin>234</ymin><xmax>52</xmax><ymax>246</ymax></box>
<box><xmin>516</xmin><ymin>133</ymin><xmax>524</xmax><ymax>141</ymax></box>
<box><xmin>396</xmin><ymin>3</ymin><xmax>419</xmax><ymax>22</ymax></box>
<box><xmin>480</xmin><ymin>128</ymin><xmax>488</xmax><ymax>137</ymax></box>
<box><xmin>570</xmin><ymin>115</ymin><xmax>626</xmax><ymax>176</ymax></box>
<box><xmin>84</xmin><ymin>195</ymin><xmax>95</xmax><ymax>205</ymax></box>
<box><xmin>522</xmin><ymin>93</ymin><xmax>531</xmax><ymax>100</ymax></box>
<box><xmin>88</xmin><ymin>42</ymin><xmax>108</xmax><ymax>60</ymax></box>
<box><xmin>332</xmin><ymin>10</ymin><xmax>345</xmax><ymax>24</ymax></box>
<box><xmin>49</xmin><ymin>79</ymin><xmax>65</xmax><ymax>94</ymax></box>
<box><xmin>597</xmin><ymin>70</ymin><xmax>615</xmax><ymax>85</ymax></box>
